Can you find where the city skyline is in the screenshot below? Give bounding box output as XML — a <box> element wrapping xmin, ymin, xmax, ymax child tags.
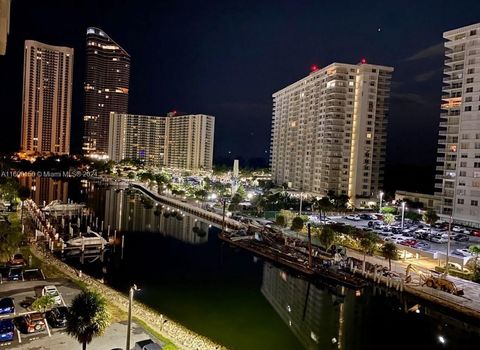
<box><xmin>1</xmin><ymin>1</ymin><xmax>480</xmax><ymax>192</ymax></box>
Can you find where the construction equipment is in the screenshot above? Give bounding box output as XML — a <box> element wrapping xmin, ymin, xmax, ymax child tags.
<box><xmin>421</xmin><ymin>275</ymin><xmax>464</xmax><ymax>296</ymax></box>
<box><xmin>405</xmin><ymin>264</ymin><xmax>464</xmax><ymax>296</ymax></box>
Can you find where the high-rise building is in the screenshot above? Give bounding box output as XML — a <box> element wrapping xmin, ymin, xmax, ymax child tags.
<box><xmin>20</xmin><ymin>40</ymin><xmax>73</xmax><ymax>155</ymax></box>
<box><xmin>108</xmin><ymin>113</ymin><xmax>166</xmax><ymax>165</ymax></box>
<box><xmin>0</xmin><ymin>0</ymin><xmax>11</xmax><ymax>55</ymax></box>
<box><xmin>83</xmin><ymin>27</ymin><xmax>130</xmax><ymax>156</ymax></box>
<box><xmin>164</xmin><ymin>113</ymin><xmax>215</xmax><ymax>170</ymax></box>
<box><xmin>270</xmin><ymin>61</ymin><xmax>393</xmax><ymax>207</ymax></box>
<box><xmin>436</xmin><ymin>23</ymin><xmax>480</xmax><ymax>228</ymax></box>
<box><xmin>108</xmin><ymin>112</ymin><xmax>215</xmax><ymax>170</ymax></box>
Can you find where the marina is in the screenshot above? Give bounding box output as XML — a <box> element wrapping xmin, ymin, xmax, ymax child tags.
<box><xmin>20</xmin><ymin>179</ymin><xmax>480</xmax><ymax>349</ymax></box>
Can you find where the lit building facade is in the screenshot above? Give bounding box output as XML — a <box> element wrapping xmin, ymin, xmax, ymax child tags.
<box><xmin>436</xmin><ymin>23</ymin><xmax>480</xmax><ymax>228</ymax></box>
<box><xmin>108</xmin><ymin>113</ymin><xmax>166</xmax><ymax>165</ymax></box>
<box><xmin>21</xmin><ymin>40</ymin><xmax>73</xmax><ymax>155</ymax></box>
<box><xmin>108</xmin><ymin>113</ymin><xmax>215</xmax><ymax>170</ymax></box>
<box><xmin>164</xmin><ymin>113</ymin><xmax>215</xmax><ymax>170</ymax></box>
<box><xmin>0</xmin><ymin>0</ymin><xmax>11</xmax><ymax>55</ymax></box>
<box><xmin>83</xmin><ymin>27</ymin><xmax>130</xmax><ymax>156</ymax></box>
<box><xmin>270</xmin><ymin>61</ymin><xmax>393</xmax><ymax>206</ymax></box>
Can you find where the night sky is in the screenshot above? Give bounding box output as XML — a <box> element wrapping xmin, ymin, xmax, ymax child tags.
<box><xmin>1</xmin><ymin>0</ymin><xmax>480</xmax><ymax>193</ymax></box>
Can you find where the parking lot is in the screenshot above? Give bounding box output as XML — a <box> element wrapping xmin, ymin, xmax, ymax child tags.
<box><xmin>329</xmin><ymin>215</ymin><xmax>480</xmax><ymax>257</ymax></box>
<box><xmin>0</xmin><ymin>277</ymin><xmax>163</xmax><ymax>349</ymax></box>
<box><xmin>0</xmin><ymin>277</ymin><xmax>81</xmax><ymax>347</ymax></box>
<box><xmin>4</xmin><ymin>320</ymin><xmax>159</xmax><ymax>350</ymax></box>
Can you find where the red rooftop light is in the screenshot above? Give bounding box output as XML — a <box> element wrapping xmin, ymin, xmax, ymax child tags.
<box><xmin>310</xmin><ymin>64</ymin><xmax>319</xmax><ymax>72</ymax></box>
<box><xmin>360</xmin><ymin>58</ymin><xmax>367</xmax><ymax>64</ymax></box>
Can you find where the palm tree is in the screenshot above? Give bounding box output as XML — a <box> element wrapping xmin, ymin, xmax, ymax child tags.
<box><xmin>422</xmin><ymin>209</ymin><xmax>439</xmax><ymax>226</ymax></box>
<box><xmin>383</xmin><ymin>213</ymin><xmax>395</xmax><ymax>225</ymax></box>
<box><xmin>381</xmin><ymin>242</ymin><xmax>398</xmax><ymax>271</ymax></box>
<box><xmin>66</xmin><ymin>290</ymin><xmax>111</xmax><ymax>350</ymax></box>
<box><xmin>319</xmin><ymin>225</ymin><xmax>336</xmax><ymax>252</ymax></box>
<box><xmin>360</xmin><ymin>234</ymin><xmax>377</xmax><ymax>272</ymax></box>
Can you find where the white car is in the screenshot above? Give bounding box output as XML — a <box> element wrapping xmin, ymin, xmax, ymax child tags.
<box><xmin>453</xmin><ymin>248</ymin><xmax>472</xmax><ymax>257</ymax></box>
<box><xmin>345</xmin><ymin>215</ymin><xmax>360</xmax><ymax>221</ymax></box>
<box><xmin>42</xmin><ymin>285</ymin><xmax>63</xmax><ymax>305</ymax></box>
<box><xmin>430</xmin><ymin>236</ymin><xmax>448</xmax><ymax>243</ymax></box>
<box><xmin>386</xmin><ymin>236</ymin><xmax>408</xmax><ymax>244</ymax></box>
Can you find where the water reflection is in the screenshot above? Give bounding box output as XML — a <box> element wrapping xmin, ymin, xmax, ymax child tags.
<box><xmin>101</xmin><ymin>188</ymin><xmax>209</xmax><ymax>244</ymax></box>
<box><xmin>19</xmin><ymin>176</ymin><xmax>68</xmax><ymax>206</ymax></box>
<box><xmin>261</xmin><ymin>262</ymin><xmax>347</xmax><ymax>350</ymax></box>
<box><xmin>28</xmin><ymin>179</ymin><xmax>480</xmax><ymax>349</ymax></box>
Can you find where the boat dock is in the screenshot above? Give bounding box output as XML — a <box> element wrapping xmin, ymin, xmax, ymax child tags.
<box><xmin>24</xmin><ymin>200</ymin><xmax>111</xmax><ymax>256</ymax></box>
<box><xmin>219</xmin><ymin>230</ymin><xmax>367</xmax><ymax>290</ymax></box>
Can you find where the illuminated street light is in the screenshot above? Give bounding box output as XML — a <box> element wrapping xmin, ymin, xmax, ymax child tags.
<box><xmin>401</xmin><ymin>202</ymin><xmax>406</xmax><ymax>230</ymax></box>
<box><xmin>126</xmin><ymin>284</ymin><xmax>140</xmax><ymax>350</ymax></box>
<box><xmin>379</xmin><ymin>191</ymin><xmax>384</xmax><ymax>214</ymax></box>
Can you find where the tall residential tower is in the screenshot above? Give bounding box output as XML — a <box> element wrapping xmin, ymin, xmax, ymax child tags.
<box><xmin>270</xmin><ymin>61</ymin><xmax>393</xmax><ymax>206</ymax></box>
<box><xmin>0</xmin><ymin>0</ymin><xmax>11</xmax><ymax>55</ymax></box>
<box><xmin>436</xmin><ymin>23</ymin><xmax>480</xmax><ymax>227</ymax></box>
<box><xmin>83</xmin><ymin>27</ymin><xmax>130</xmax><ymax>156</ymax></box>
<box><xmin>20</xmin><ymin>40</ymin><xmax>73</xmax><ymax>155</ymax></box>
<box><xmin>108</xmin><ymin>113</ymin><xmax>215</xmax><ymax>170</ymax></box>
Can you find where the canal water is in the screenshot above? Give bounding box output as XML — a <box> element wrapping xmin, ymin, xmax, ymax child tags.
<box><xmin>29</xmin><ymin>178</ymin><xmax>480</xmax><ymax>349</ymax></box>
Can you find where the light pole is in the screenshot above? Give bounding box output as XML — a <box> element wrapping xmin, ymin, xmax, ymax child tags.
<box><xmin>379</xmin><ymin>191</ymin><xmax>384</xmax><ymax>214</ymax></box>
<box><xmin>126</xmin><ymin>284</ymin><xmax>139</xmax><ymax>350</ymax></box>
<box><xmin>445</xmin><ymin>215</ymin><xmax>453</xmax><ymax>276</ymax></box>
<box><xmin>299</xmin><ymin>192</ymin><xmax>303</xmax><ymax>216</ymax></box>
<box><xmin>401</xmin><ymin>202</ymin><xmax>406</xmax><ymax>231</ymax></box>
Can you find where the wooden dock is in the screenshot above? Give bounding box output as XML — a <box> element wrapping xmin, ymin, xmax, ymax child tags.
<box><xmin>219</xmin><ymin>231</ymin><xmax>367</xmax><ymax>289</ymax></box>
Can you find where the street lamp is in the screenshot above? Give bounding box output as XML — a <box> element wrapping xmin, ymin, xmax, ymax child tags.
<box><xmin>401</xmin><ymin>202</ymin><xmax>406</xmax><ymax>231</ymax></box>
<box><xmin>126</xmin><ymin>284</ymin><xmax>139</xmax><ymax>350</ymax></box>
<box><xmin>299</xmin><ymin>192</ymin><xmax>304</xmax><ymax>216</ymax></box>
<box><xmin>379</xmin><ymin>191</ymin><xmax>384</xmax><ymax>214</ymax></box>
<box><xmin>445</xmin><ymin>215</ymin><xmax>453</xmax><ymax>276</ymax></box>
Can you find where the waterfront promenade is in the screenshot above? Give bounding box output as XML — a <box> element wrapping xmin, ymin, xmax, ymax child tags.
<box><xmin>131</xmin><ymin>182</ymin><xmax>244</xmax><ymax>231</ymax></box>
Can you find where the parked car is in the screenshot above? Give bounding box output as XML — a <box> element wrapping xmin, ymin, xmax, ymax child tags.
<box><xmin>7</xmin><ymin>268</ymin><xmax>23</xmax><ymax>281</ymax></box>
<box><xmin>386</xmin><ymin>236</ymin><xmax>408</xmax><ymax>244</ymax></box>
<box><xmin>452</xmin><ymin>234</ymin><xmax>469</xmax><ymax>242</ymax></box>
<box><xmin>453</xmin><ymin>248</ymin><xmax>472</xmax><ymax>257</ymax></box>
<box><xmin>359</xmin><ymin>214</ymin><xmax>371</xmax><ymax>220</ymax></box>
<box><xmin>0</xmin><ymin>319</ymin><xmax>15</xmax><ymax>342</ymax></box>
<box><xmin>400</xmin><ymin>239</ymin><xmax>418</xmax><ymax>247</ymax></box>
<box><xmin>430</xmin><ymin>235</ymin><xmax>448</xmax><ymax>243</ymax></box>
<box><xmin>6</xmin><ymin>254</ymin><xmax>26</xmax><ymax>267</ymax></box>
<box><xmin>46</xmin><ymin>306</ymin><xmax>68</xmax><ymax>328</ymax></box>
<box><xmin>17</xmin><ymin>313</ymin><xmax>46</xmax><ymax>334</ymax></box>
<box><xmin>134</xmin><ymin>339</ymin><xmax>163</xmax><ymax>350</ymax></box>
<box><xmin>471</xmin><ymin>230</ymin><xmax>480</xmax><ymax>237</ymax></box>
<box><xmin>345</xmin><ymin>215</ymin><xmax>360</xmax><ymax>221</ymax></box>
<box><xmin>413</xmin><ymin>242</ymin><xmax>431</xmax><ymax>250</ymax></box>
<box><xmin>35</xmin><ymin>285</ymin><xmax>62</xmax><ymax>305</ymax></box>
<box><xmin>0</xmin><ymin>298</ymin><xmax>14</xmax><ymax>315</ymax></box>
<box><xmin>446</xmin><ymin>262</ymin><xmax>470</xmax><ymax>273</ymax></box>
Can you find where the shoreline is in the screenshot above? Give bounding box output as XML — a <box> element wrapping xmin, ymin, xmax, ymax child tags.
<box><xmin>28</xmin><ymin>244</ymin><xmax>228</xmax><ymax>350</ymax></box>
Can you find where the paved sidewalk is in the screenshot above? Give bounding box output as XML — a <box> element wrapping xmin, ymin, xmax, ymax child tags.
<box><xmin>7</xmin><ymin>321</ymin><xmax>160</xmax><ymax>350</ymax></box>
